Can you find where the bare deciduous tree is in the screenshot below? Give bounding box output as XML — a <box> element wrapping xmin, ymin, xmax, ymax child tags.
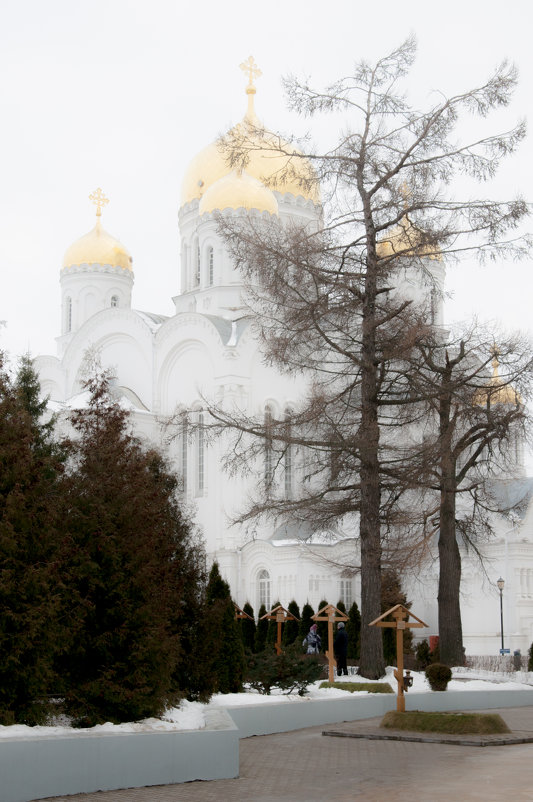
<box><xmin>177</xmin><ymin>38</ymin><xmax>530</xmax><ymax>678</ymax></box>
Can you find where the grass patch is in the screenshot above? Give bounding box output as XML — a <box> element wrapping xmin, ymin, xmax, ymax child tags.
<box><xmin>380</xmin><ymin>710</ymin><xmax>511</xmax><ymax>735</ymax></box>
<box><xmin>320</xmin><ymin>681</ymin><xmax>394</xmax><ymax>694</ymax></box>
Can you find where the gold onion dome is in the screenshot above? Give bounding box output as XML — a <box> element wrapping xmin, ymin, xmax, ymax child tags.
<box><xmin>377</xmin><ymin>216</ymin><xmax>442</xmax><ymax>261</ymax></box>
<box><xmin>62</xmin><ymin>189</ymin><xmax>133</xmax><ymax>272</ymax></box>
<box><xmin>199</xmin><ymin>170</ymin><xmax>279</xmax><ymax>215</ymax></box>
<box><xmin>180</xmin><ymin>57</ymin><xmax>319</xmax><ymax>209</ymax></box>
<box><xmin>474</xmin><ymin>350</ymin><xmax>521</xmax><ymax>407</ymax></box>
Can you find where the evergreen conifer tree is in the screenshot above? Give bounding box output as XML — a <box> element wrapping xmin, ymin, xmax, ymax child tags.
<box><xmin>282</xmin><ymin>600</ymin><xmax>300</xmax><ymax>645</ymax></box>
<box><xmin>298</xmin><ymin>603</ymin><xmax>315</xmax><ymax>645</ymax></box>
<box><xmin>0</xmin><ymin>354</ymin><xmax>66</xmax><ymax>724</ymax></box>
<box><xmin>316</xmin><ymin>599</ymin><xmax>329</xmax><ymax>652</ymax></box>
<box><xmin>346</xmin><ymin>601</ymin><xmax>361</xmax><ymax>660</ymax></box>
<box><xmin>254</xmin><ymin>604</ymin><xmax>268</xmax><ymax>652</ymax></box>
<box><xmin>265</xmin><ymin>600</ymin><xmax>281</xmax><ymax>651</ymax></box>
<box><xmin>204</xmin><ymin>562</ymin><xmax>245</xmax><ymax>693</ymax></box>
<box><xmin>61</xmin><ymin>371</ymin><xmax>202</xmax><ymax>725</ymax></box>
<box><xmin>240</xmin><ymin>602</ymin><xmax>256</xmax><ymax>652</ymax></box>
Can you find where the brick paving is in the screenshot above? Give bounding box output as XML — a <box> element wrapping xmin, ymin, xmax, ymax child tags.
<box><xmin>38</xmin><ymin>707</ymin><xmax>533</xmax><ymax>802</ymax></box>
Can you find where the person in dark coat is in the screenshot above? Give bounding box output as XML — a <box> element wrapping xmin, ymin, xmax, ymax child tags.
<box><xmin>334</xmin><ymin>621</ymin><xmax>348</xmax><ymax>676</ymax></box>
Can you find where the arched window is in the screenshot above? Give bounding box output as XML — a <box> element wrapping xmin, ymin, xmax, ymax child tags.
<box><xmin>258</xmin><ymin>569</ymin><xmax>271</xmax><ymax>610</ymax></box>
<box><xmin>264</xmin><ymin>404</ymin><xmax>273</xmax><ymax>489</ymax></box>
<box><xmin>339</xmin><ymin>574</ymin><xmax>353</xmax><ymax>608</ymax></box>
<box><xmin>208</xmin><ymin>247</ymin><xmax>214</xmax><ymax>285</ymax></box>
<box><xmin>110</xmin><ymin>295</ymin><xmax>119</xmax><ymax>308</ymax></box>
<box><xmin>66</xmin><ymin>296</ymin><xmax>72</xmax><ymax>333</ymax></box>
<box><xmin>197</xmin><ymin>411</ymin><xmax>205</xmax><ymax>493</ymax></box>
<box><xmin>284</xmin><ymin>407</ymin><xmax>293</xmax><ymax>499</ymax></box>
<box><xmin>195</xmin><ymin>244</ymin><xmax>201</xmax><ymax>286</ymax></box>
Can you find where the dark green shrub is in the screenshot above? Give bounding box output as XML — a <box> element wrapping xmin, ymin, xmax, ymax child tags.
<box><xmin>298</xmin><ymin>603</ymin><xmax>315</xmax><ymax>644</ymax></box>
<box><xmin>204</xmin><ymin>563</ymin><xmax>245</xmax><ymax>694</ymax></box>
<box><xmin>528</xmin><ymin>642</ymin><xmax>533</xmax><ymax>672</ymax></box>
<box><xmin>316</xmin><ymin>599</ymin><xmax>329</xmax><ymax>651</ymax></box>
<box><xmin>425</xmin><ymin>662</ymin><xmax>452</xmax><ymax>691</ymax></box>
<box><xmin>282</xmin><ymin>600</ymin><xmax>300</xmax><ymax>646</ymax></box>
<box><xmin>346</xmin><ymin>601</ymin><xmax>361</xmax><ymax>660</ymax></box>
<box><xmin>415</xmin><ymin>639</ymin><xmax>432</xmax><ymax>669</ymax></box>
<box><xmin>254</xmin><ymin>604</ymin><xmax>268</xmax><ymax>653</ymax></box>
<box><xmin>239</xmin><ymin>602</ymin><xmax>256</xmax><ymax>652</ymax></box>
<box><xmin>245</xmin><ymin>646</ymin><xmax>323</xmax><ymax>696</ymax></box>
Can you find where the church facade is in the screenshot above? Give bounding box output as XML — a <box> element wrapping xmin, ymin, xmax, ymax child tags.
<box><xmin>35</xmin><ymin>64</ymin><xmax>533</xmax><ymax>659</ymax></box>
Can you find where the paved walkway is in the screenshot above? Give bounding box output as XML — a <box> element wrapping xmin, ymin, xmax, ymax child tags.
<box><xmin>39</xmin><ymin>707</ymin><xmax>533</xmax><ymax>802</ymax></box>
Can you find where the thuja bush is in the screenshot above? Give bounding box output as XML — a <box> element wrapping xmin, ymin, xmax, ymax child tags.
<box><xmin>528</xmin><ymin>642</ymin><xmax>533</xmax><ymax>671</ymax></box>
<box><xmin>415</xmin><ymin>639</ymin><xmax>432</xmax><ymax>669</ymax></box>
<box><xmin>425</xmin><ymin>663</ymin><xmax>452</xmax><ymax>691</ymax></box>
<box><xmin>245</xmin><ymin>646</ymin><xmax>323</xmax><ymax>696</ymax></box>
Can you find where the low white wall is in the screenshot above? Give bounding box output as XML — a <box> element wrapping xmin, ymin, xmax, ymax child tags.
<box><xmin>2</xmin><ymin>709</ymin><xmax>238</xmax><ymax>802</ymax></box>
<box><xmin>5</xmin><ymin>688</ymin><xmax>533</xmax><ymax>802</ymax></box>
<box><xmin>227</xmin><ymin>687</ymin><xmax>533</xmax><ymax>738</ymax></box>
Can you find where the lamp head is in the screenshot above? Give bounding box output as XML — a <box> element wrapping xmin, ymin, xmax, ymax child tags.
<box><xmin>497</xmin><ymin>577</ymin><xmax>505</xmax><ymax>592</ymax></box>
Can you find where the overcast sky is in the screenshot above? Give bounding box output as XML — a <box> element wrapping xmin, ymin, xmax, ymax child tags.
<box><xmin>0</xmin><ymin>0</ymin><xmax>531</xmax><ymax>363</ymax></box>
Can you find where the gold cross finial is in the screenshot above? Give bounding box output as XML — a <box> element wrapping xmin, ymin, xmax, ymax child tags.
<box><xmin>491</xmin><ymin>345</ymin><xmax>500</xmax><ymax>376</ymax></box>
<box><xmin>89</xmin><ymin>187</ymin><xmax>109</xmax><ymax>217</ymax></box>
<box><xmin>240</xmin><ymin>56</ymin><xmax>261</xmax><ymax>94</ymax></box>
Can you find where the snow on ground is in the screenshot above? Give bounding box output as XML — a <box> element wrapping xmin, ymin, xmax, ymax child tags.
<box><xmin>1</xmin><ymin>667</ymin><xmax>531</xmax><ymax>739</ymax></box>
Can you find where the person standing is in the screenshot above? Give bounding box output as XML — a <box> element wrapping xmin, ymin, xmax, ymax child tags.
<box><xmin>334</xmin><ymin>621</ymin><xmax>348</xmax><ymax>676</ymax></box>
<box><xmin>302</xmin><ymin>623</ymin><xmax>321</xmax><ymax>654</ymax></box>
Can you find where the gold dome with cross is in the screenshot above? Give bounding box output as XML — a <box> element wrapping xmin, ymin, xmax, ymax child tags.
<box><xmin>181</xmin><ymin>57</ymin><xmax>319</xmax><ymax>210</ymax></box>
<box><xmin>62</xmin><ymin>189</ymin><xmax>133</xmax><ymax>271</ymax></box>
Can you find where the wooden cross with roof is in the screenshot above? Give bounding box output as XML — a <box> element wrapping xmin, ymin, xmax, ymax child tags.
<box><xmin>313</xmin><ymin>603</ymin><xmax>349</xmax><ymax>683</ymax></box>
<box><xmin>369</xmin><ymin>604</ymin><xmax>428</xmax><ymax>712</ymax></box>
<box><xmin>260</xmin><ymin>604</ymin><xmax>299</xmax><ymax>655</ymax></box>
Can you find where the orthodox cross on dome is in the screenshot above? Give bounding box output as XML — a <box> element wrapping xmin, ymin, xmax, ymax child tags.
<box><xmin>491</xmin><ymin>345</ymin><xmax>501</xmax><ymax>376</ymax></box>
<box><xmin>240</xmin><ymin>55</ymin><xmax>262</xmax><ymax>93</ymax></box>
<box><xmin>89</xmin><ymin>187</ymin><xmax>109</xmax><ymax>218</ymax></box>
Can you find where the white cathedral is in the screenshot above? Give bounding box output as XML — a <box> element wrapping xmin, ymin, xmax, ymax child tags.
<box><xmin>35</xmin><ymin>61</ymin><xmax>533</xmax><ymax>659</ymax></box>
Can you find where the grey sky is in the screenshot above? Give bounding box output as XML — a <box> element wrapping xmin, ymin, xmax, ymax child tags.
<box><xmin>0</xmin><ymin>0</ymin><xmax>531</xmax><ymax>361</ymax></box>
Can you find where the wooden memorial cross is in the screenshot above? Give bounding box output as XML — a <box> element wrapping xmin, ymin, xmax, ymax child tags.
<box><xmin>234</xmin><ymin>603</ymin><xmax>254</xmax><ymax>621</ymax></box>
<box><xmin>369</xmin><ymin>604</ymin><xmax>427</xmax><ymax>712</ymax></box>
<box><xmin>260</xmin><ymin>605</ymin><xmax>299</xmax><ymax>655</ymax></box>
<box><xmin>312</xmin><ymin>604</ymin><xmax>349</xmax><ymax>683</ymax></box>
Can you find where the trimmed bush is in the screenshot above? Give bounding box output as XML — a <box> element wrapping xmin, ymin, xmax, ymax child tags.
<box><xmin>245</xmin><ymin>646</ymin><xmax>323</xmax><ymax>695</ymax></box>
<box><xmin>425</xmin><ymin>662</ymin><xmax>452</xmax><ymax>691</ymax></box>
<box><xmin>528</xmin><ymin>641</ymin><xmax>533</xmax><ymax>672</ymax></box>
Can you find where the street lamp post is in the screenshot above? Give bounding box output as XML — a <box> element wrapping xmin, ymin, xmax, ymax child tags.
<box><xmin>497</xmin><ymin>577</ymin><xmax>505</xmax><ymax>652</ymax></box>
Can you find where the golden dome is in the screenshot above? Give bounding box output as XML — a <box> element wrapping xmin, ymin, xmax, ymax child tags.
<box><xmin>180</xmin><ymin>62</ymin><xmax>319</xmax><ymax>208</ymax></box>
<box><xmin>199</xmin><ymin>170</ymin><xmax>279</xmax><ymax>215</ymax></box>
<box><xmin>62</xmin><ymin>218</ymin><xmax>133</xmax><ymax>271</ymax></box>
<box><xmin>377</xmin><ymin>217</ymin><xmax>442</xmax><ymax>261</ymax></box>
<box><xmin>474</xmin><ymin>351</ymin><xmax>521</xmax><ymax>407</ymax></box>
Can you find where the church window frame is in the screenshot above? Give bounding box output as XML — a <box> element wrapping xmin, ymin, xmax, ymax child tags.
<box><xmin>195</xmin><ymin>243</ymin><xmax>201</xmax><ymax>287</ymax></box>
<box><xmin>208</xmin><ymin>246</ymin><xmax>214</xmax><ymax>285</ymax></box>
<box><xmin>339</xmin><ymin>574</ymin><xmax>353</xmax><ymax>608</ymax></box>
<box><xmin>196</xmin><ymin>409</ymin><xmax>205</xmax><ymax>495</ymax></box>
<box><xmin>258</xmin><ymin>569</ymin><xmax>271</xmax><ymax>610</ymax></box>
<box><xmin>66</xmin><ymin>296</ymin><xmax>72</xmax><ymax>333</ymax></box>
<box><xmin>181</xmin><ymin>417</ymin><xmax>188</xmax><ymax>493</ymax></box>
<box><xmin>264</xmin><ymin>403</ymin><xmax>274</xmax><ymax>491</ymax></box>
<box><xmin>284</xmin><ymin>406</ymin><xmax>293</xmax><ymax>499</ymax></box>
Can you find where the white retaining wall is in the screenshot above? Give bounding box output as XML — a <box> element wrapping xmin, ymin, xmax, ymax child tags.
<box><xmin>5</xmin><ymin>688</ymin><xmax>533</xmax><ymax>802</ymax></box>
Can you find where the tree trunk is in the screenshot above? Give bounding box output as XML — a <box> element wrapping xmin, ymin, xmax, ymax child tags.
<box><xmin>358</xmin><ymin>234</ymin><xmax>385</xmax><ymax>679</ymax></box>
<box><xmin>438</xmin><ymin>478</ymin><xmax>464</xmax><ymax>666</ymax></box>
<box><xmin>437</xmin><ymin>377</ymin><xmax>464</xmax><ymax>668</ymax></box>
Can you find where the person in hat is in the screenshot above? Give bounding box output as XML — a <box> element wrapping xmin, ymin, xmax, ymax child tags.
<box><xmin>334</xmin><ymin>621</ymin><xmax>349</xmax><ymax>676</ymax></box>
<box><xmin>302</xmin><ymin>623</ymin><xmax>321</xmax><ymax>654</ymax></box>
